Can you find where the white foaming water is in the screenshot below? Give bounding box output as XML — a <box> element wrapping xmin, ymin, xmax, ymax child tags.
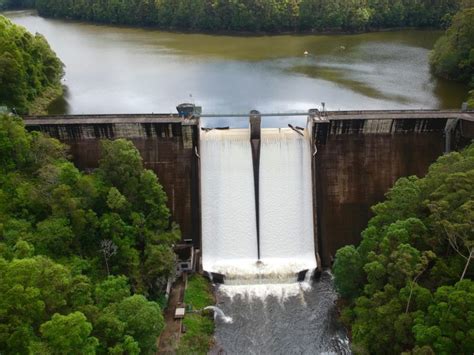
<box><xmin>201</xmin><ymin>128</ymin><xmax>350</xmax><ymax>353</ymax></box>
<box><xmin>219</xmin><ymin>281</ymin><xmax>312</xmax><ymax>303</ymax></box>
<box><xmin>200</xmin><ymin>129</ymin><xmax>258</xmax><ymax>274</ymax></box>
<box><xmin>259</xmin><ymin>128</ymin><xmax>317</xmax><ymax>273</ymax></box>
<box><xmin>200</xmin><ymin>127</ymin><xmax>316</xmax><ymax>279</ymax></box>
<box><xmin>204</xmin><ymin>306</ymin><xmax>233</xmax><ymax>324</ymax></box>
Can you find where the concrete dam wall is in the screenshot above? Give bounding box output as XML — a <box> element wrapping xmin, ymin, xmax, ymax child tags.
<box><xmin>24</xmin><ymin>110</ymin><xmax>474</xmax><ymax>267</ymax></box>
<box><xmin>25</xmin><ymin>115</ymin><xmax>201</xmax><ymax>244</ymax></box>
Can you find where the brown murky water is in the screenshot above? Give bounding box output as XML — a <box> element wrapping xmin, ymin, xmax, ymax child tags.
<box><xmin>5</xmin><ymin>10</ymin><xmax>468</xmax><ymax>116</ymax></box>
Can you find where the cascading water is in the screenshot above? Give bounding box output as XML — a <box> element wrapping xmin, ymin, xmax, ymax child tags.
<box><xmin>200</xmin><ymin>129</ymin><xmax>258</xmax><ymax>275</ymax></box>
<box><xmin>258</xmin><ymin>128</ymin><xmax>316</xmax><ymax>278</ymax></box>
<box><xmin>200</xmin><ymin>125</ymin><xmax>350</xmax><ymax>354</ymax></box>
<box><xmin>213</xmin><ymin>271</ymin><xmax>351</xmax><ymax>354</ymax></box>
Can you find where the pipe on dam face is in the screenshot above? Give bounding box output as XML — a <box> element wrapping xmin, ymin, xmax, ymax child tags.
<box><xmin>249</xmin><ymin>110</ymin><xmax>262</xmax><ymax>260</ymax></box>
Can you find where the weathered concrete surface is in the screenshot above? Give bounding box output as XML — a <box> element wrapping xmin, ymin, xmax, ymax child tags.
<box><xmin>25</xmin><ymin>118</ymin><xmax>200</xmax><ymax>244</ymax></box>
<box><xmin>23</xmin><ymin>110</ymin><xmax>474</xmax><ymax>262</ymax></box>
<box><xmin>313</xmin><ymin>118</ymin><xmax>448</xmax><ymax>266</ymax></box>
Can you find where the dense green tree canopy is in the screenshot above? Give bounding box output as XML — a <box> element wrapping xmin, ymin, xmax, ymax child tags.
<box><xmin>0</xmin><ymin>0</ymin><xmax>34</xmax><ymax>10</ymax></box>
<box><xmin>33</xmin><ymin>0</ymin><xmax>462</xmax><ymax>33</ymax></box>
<box><xmin>430</xmin><ymin>5</ymin><xmax>474</xmax><ymax>83</ymax></box>
<box><xmin>430</xmin><ymin>2</ymin><xmax>474</xmax><ymax>104</ymax></box>
<box><xmin>0</xmin><ymin>114</ymin><xmax>178</xmax><ymax>353</ymax></box>
<box><xmin>334</xmin><ymin>143</ymin><xmax>474</xmax><ymax>354</ymax></box>
<box><xmin>39</xmin><ymin>312</ymin><xmax>99</xmax><ymax>355</ymax></box>
<box><xmin>0</xmin><ymin>15</ymin><xmax>64</xmax><ymax>114</ymax></box>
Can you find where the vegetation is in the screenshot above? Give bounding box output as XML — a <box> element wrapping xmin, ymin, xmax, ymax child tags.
<box><xmin>178</xmin><ymin>275</ymin><xmax>215</xmax><ymax>354</ymax></box>
<box><xmin>468</xmin><ymin>90</ymin><xmax>474</xmax><ymax>109</ymax></box>
<box><xmin>333</xmin><ymin>143</ymin><xmax>474</xmax><ymax>354</ymax></box>
<box><xmin>0</xmin><ymin>15</ymin><xmax>64</xmax><ymax>114</ymax></box>
<box><xmin>430</xmin><ymin>2</ymin><xmax>474</xmax><ymax>103</ymax></box>
<box><xmin>0</xmin><ymin>114</ymin><xmax>179</xmax><ymax>353</ymax></box>
<box><xmin>0</xmin><ymin>0</ymin><xmax>34</xmax><ymax>10</ymax></box>
<box><xmin>31</xmin><ymin>0</ymin><xmax>461</xmax><ymax>33</ymax></box>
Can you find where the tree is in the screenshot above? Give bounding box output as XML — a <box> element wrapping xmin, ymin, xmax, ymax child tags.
<box><xmin>39</xmin><ymin>312</ymin><xmax>98</xmax><ymax>354</ymax></box>
<box><xmin>333</xmin><ymin>143</ymin><xmax>474</xmax><ymax>353</ymax></box>
<box><xmin>99</xmin><ymin>239</ymin><xmax>118</xmax><ymax>276</ymax></box>
<box><xmin>413</xmin><ymin>280</ymin><xmax>474</xmax><ymax>354</ymax></box>
<box><xmin>333</xmin><ymin>245</ymin><xmax>364</xmax><ymax>299</ymax></box>
<box><xmin>109</xmin><ymin>295</ymin><xmax>164</xmax><ymax>354</ymax></box>
<box><xmin>0</xmin><ymin>115</ymin><xmax>31</xmax><ymax>173</ymax></box>
<box><xmin>0</xmin><ymin>256</ymin><xmax>75</xmax><ymax>352</ymax></box>
<box><xmin>98</xmin><ymin>139</ymin><xmax>142</xmax><ymax>195</ymax></box>
<box><xmin>94</xmin><ymin>275</ymin><xmax>130</xmax><ymax>308</ymax></box>
<box><xmin>0</xmin><ymin>15</ymin><xmax>64</xmax><ymax>113</ymax></box>
<box><xmin>0</xmin><ymin>117</ymin><xmax>175</xmax><ymax>352</ymax></box>
<box><xmin>430</xmin><ymin>7</ymin><xmax>474</xmax><ymax>83</ymax></box>
<box><xmin>33</xmin><ymin>217</ymin><xmax>74</xmax><ymax>256</ymax></box>
<box><xmin>33</xmin><ymin>0</ymin><xmax>464</xmax><ymax>33</ymax></box>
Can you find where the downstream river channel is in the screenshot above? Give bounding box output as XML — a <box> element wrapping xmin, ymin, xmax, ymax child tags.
<box><xmin>5</xmin><ymin>10</ymin><xmax>469</xmax><ymax>116</ymax></box>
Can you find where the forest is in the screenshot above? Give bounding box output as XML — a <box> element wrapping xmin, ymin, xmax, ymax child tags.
<box><xmin>0</xmin><ymin>15</ymin><xmax>63</xmax><ymax>114</ymax></box>
<box><xmin>333</xmin><ymin>143</ymin><xmax>474</xmax><ymax>354</ymax></box>
<box><xmin>0</xmin><ymin>114</ymin><xmax>179</xmax><ymax>353</ymax></box>
<box><xmin>0</xmin><ymin>0</ymin><xmax>34</xmax><ymax>10</ymax></box>
<box><xmin>4</xmin><ymin>0</ymin><xmax>462</xmax><ymax>32</ymax></box>
<box><xmin>430</xmin><ymin>4</ymin><xmax>474</xmax><ymax>105</ymax></box>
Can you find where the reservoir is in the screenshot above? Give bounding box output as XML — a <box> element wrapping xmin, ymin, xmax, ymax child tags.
<box><xmin>5</xmin><ymin>10</ymin><xmax>468</xmax><ymax>116</ymax></box>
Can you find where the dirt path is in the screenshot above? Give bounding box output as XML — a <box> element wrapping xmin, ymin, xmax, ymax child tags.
<box><xmin>157</xmin><ymin>277</ymin><xmax>185</xmax><ymax>354</ymax></box>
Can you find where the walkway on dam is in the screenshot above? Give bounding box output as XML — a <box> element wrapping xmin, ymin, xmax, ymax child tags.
<box><xmin>23</xmin><ymin>109</ymin><xmax>474</xmax><ymax>126</ymax></box>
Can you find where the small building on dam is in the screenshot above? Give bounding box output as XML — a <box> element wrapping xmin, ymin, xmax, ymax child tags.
<box><xmin>24</xmin><ymin>108</ymin><xmax>474</xmax><ymax>273</ymax></box>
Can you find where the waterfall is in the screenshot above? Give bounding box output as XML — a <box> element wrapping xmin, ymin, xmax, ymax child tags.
<box><xmin>259</xmin><ymin>128</ymin><xmax>316</xmax><ymax>275</ymax></box>
<box><xmin>200</xmin><ymin>126</ymin><xmax>316</xmax><ymax>280</ymax></box>
<box><xmin>200</xmin><ymin>129</ymin><xmax>258</xmax><ymax>275</ymax></box>
<box><xmin>200</xmin><ymin>126</ymin><xmax>349</xmax><ymax>354</ymax></box>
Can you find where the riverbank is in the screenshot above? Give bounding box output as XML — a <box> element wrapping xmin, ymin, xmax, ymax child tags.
<box><xmin>4</xmin><ymin>9</ymin><xmax>444</xmax><ymax>37</ymax></box>
<box><xmin>157</xmin><ymin>274</ymin><xmax>215</xmax><ymax>354</ymax></box>
<box><xmin>31</xmin><ymin>0</ymin><xmax>458</xmax><ymax>34</ymax></box>
<box><xmin>28</xmin><ymin>84</ymin><xmax>63</xmax><ymax>115</ymax></box>
<box><xmin>177</xmin><ymin>275</ymin><xmax>215</xmax><ymax>354</ymax></box>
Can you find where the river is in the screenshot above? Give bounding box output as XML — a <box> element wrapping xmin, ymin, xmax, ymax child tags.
<box><xmin>4</xmin><ymin>10</ymin><xmax>468</xmax><ymax>117</ymax></box>
<box><xmin>213</xmin><ymin>272</ymin><xmax>350</xmax><ymax>354</ymax></box>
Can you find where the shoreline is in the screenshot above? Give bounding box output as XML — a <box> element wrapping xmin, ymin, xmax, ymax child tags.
<box><xmin>4</xmin><ymin>9</ymin><xmax>443</xmax><ymax>37</ymax></box>
<box><xmin>28</xmin><ymin>84</ymin><xmax>63</xmax><ymax>116</ymax></box>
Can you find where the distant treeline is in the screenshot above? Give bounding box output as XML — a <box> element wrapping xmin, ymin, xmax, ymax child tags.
<box><xmin>12</xmin><ymin>0</ymin><xmax>464</xmax><ymax>32</ymax></box>
<box><xmin>0</xmin><ymin>0</ymin><xmax>34</xmax><ymax>10</ymax></box>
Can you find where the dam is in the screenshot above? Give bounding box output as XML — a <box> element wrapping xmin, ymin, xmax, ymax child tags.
<box><xmin>24</xmin><ymin>108</ymin><xmax>474</xmax><ymax>270</ymax></box>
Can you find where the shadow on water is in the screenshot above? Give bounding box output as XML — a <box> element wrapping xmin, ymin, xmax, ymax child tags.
<box><xmin>432</xmin><ymin>76</ymin><xmax>469</xmax><ymax>109</ymax></box>
<box><xmin>47</xmin><ymin>85</ymin><xmax>71</xmax><ymax>115</ymax></box>
<box><xmin>290</xmin><ymin>64</ymin><xmax>412</xmax><ymax>104</ymax></box>
<box><xmin>212</xmin><ymin>271</ymin><xmax>351</xmax><ymax>354</ymax></box>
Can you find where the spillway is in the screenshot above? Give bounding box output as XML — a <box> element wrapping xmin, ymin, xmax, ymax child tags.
<box><xmin>201</xmin><ymin>125</ymin><xmax>348</xmax><ymax>353</ymax></box>
<box><xmin>200</xmin><ymin>129</ymin><xmax>258</xmax><ymax>275</ymax></box>
<box><xmin>259</xmin><ymin>128</ymin><xmax>316</xmax><ymax>276</ymax></box>
<box><xmin>200</xmin><ymin>126</ymin><xmax>316</xmax><ymax>280</ymax></box>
